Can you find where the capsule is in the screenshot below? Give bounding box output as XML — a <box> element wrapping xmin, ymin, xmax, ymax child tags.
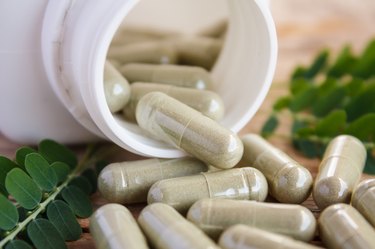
<box><xmin>241</xmin><ymin>134</ymin><xmax>313</xmax><ymax>204</ymax></box>
<box><xmin>120</xmin><ymin>63</ymin><xmax>213</xmax><ymax>90</ymax></box>
<box><xmin>148</xmin><ymin>167</ymin><xmax>267</xmax><ymax>213</ymax></box>
<box><xmin>89</xmin><ymin>203</ymin><xmax>149</xmax><ymax>249</ymax></box>
<box><xmin>108</xmin><ymin>41</ymin><xmax>178</xmax><ymax>65</ymax></box>
<box><xmin>98</xmin><ymin>157</ymin><xmax>208</xmax><ymax>204</ymax></box>
<box><xmin>104</xmin><ymin>61</ymin><xmax>131</xmax><ymax>113</ymax></box>
<box><xmin>168</xmin><ymin>37</ymin><xmax>223</xmax><ymax>70</ymax></box>
<box><xmin>351</xmin><ymin>179</ymin><xmax>375</xmax><ymax>227</ymax></box>
<box><xmin>313</xmin><ymin>135</ymin><xmax>366</xmax><ymax>209</ymax></box>
<box><xmin>319</xmin><ymin>203</ymin><xmax>375</xmax><ymax>249</ymax></box>
<box><xmin>111</xmin><ymin>27</ymin><xmax>175</xmax><ymax>46</ymax></box>
<box><xmin>219</xmin><ymin>225</ymin><xmax>323</xmax><ymax>249</ymax></box>
<box><xmin>187</xmin><ymin>199</ymin><xmax>316</xmax><ymax>241</ymax></box>
<box><xmin>138</xmin><ymin>203</ymin><xmax>220</xmax><ymax>249</ymax></box>
<box><xmin>136</xmin><ymin>92</ymin><xmax>243</xmax><ymax>169</ymax></box>
<box><xmin>123</xmin><ymin>82</ymin><xmax>224</xmax><ymax>121</ymax></box>
<box><xmin>198</xmin><ymin>19</ymin><xmax>228</xmax><ymax>38</ymax></box>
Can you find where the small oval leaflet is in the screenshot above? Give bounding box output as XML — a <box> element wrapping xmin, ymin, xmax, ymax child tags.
<box><xmin>15</xmin><ymin>147</ymin><xmax>36</xmax><ymax>170</ymax></box>
<box><xmin>25</xmin><ymin>153</ymin><xmax>57</xmax><ymax>192</ymax></box>
<box><xmin>5</xmin><ymin>168</ymin><xmax>42</xmax><ymax>210</ymax></box>
<box><xmin>27</xmin><ymin>218</ymin><xmax>67</xmax><ymax>249</ymax></box>
<box><xmin>68</xmin><ymin>176</ymin><xmax>93</xmax><ymax>195</ymax></box>
<box><xmin>50</xmin><ymin>162</ymin><xmax>71</xmax><ymax>184</ymax></box>
<box><xmin>0</xmin><ymin>156</ymin><xmax>18</xmax><ymax>195</ymax></box>
<box><xmin>61</xmin><ymin>186</ymin><xmax>92</xmax><ymax>218</ymax></box>
<box><xmin>38</xmin><ymin>139</ymin><xmax>77</xmax><ymax>169</ymax></box>
<box><xmin>0</xmin><ymin>194</ymin><xmax>19</xmax><ymax>230</ymax></box>
<box><xmin>47</xmin><ymin>200</ymin><xmax>82</xmax><ymax>241</ymax></box>
<box><xmin>5</xmin><ymin>239</ymin><xmax>33</xmax><ymax>249</ymax></box>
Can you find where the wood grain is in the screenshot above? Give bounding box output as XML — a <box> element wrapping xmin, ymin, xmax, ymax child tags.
<box><xmin>1</xmin><ymin>0</ymin><xmax>375</xmax><ymax>248</ymax></box>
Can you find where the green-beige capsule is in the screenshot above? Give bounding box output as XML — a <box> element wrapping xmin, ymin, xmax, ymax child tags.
<box><xmin>147</xmin><ymin>167</ymin><xmax>268</xmax><ymax>213</ymax></box>
<box><xmin>136</xmin><ymin>92</ymin><xmax>243</xmax><ymax>169</ymax></box>
<box><xmin>104</xmin><ymin>60</ymin><xmax>131</xmax><ymax>113</ymax></box>
<box><xmin>313</xmin><ymin>135</ymin><xmax>366</xmax><ymax>209</ymax></box>
<box><xmin>111</xmin><ymin>27</ymin><xmax>174</xmax><ymax>46</ymax></box>
<box><xmin>168</xmin><ymin>37</ymin><xmax>223</xmax><ymax>70</ymax></box>
<box><xmin>187</xmin><ymin>199</ymin><xmax>316</xmax><ymax>241</ymax></box>
<box><xmin>241</xmin><ymin>134</ymin><xmax>313</xmax><ymax>204</ymax></box>
<box><xmin>198</xmin><ymin>19</ymin><xmax>228</xmax><ymax>38</ymax></box>
<box><xmin>319</xmin><ymin>203</ymin><xmax>375</xmax><ymax>249</ymax></box>
<box><xmin>123</xmin><ymin>82</ymin><xmax>224</xmax><ymax>122</ymax></box>
<box><xmin>108</xmin><ymin>41</ymin><xmax>178</xmax><ymax>65</ymax></box>
<box><xmin>98</xmin><ymin>157</ymin><xmax>208</xmax><ymax>204</ymax></box>
<box><xmin>89</xmin><ymin>203</ymin><xmax>149</xmax><ymax>249</ymax></box>
<box><xmin>120</xmin><ymin>63</ymin><xmax>213</xmax><ymax>90</ymax></box>
<box><xmin>351</xmin><ymin>178</ymin><xmax>375</xmax><ymax>227</ymax></box>
<box><xmin>219</xmin><ymin>225</ymin><xmax>323</xmax><ymax>249</ymax></box>
<box><xmin>138</xmin><ymin>203</ymin><xmax>220</xmax><ymax>249</ymax></box>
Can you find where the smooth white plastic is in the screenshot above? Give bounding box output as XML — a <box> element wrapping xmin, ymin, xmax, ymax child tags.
<box><xmin>0</xmin><ymin>0</ymin><xmax>277</xmax><ymax>158</ymax></box>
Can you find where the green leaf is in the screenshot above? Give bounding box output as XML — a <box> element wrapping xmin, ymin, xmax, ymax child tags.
<box><xmin>15</xmin><ymin>147</ymin><xmax>36</xmax><ymax>170</ymax></box>
<box><xmin>5</xmin><ymin>240</ymin><xmax>33</xmax><ymax>249</ymax></box>
<box><xmin>81</xmin><ymin>169</ymin><xmax>98</xmax><ymax>193</ymax></box>
<box><xmin>295</xmin><ymin>139</ymin><xmax>320</xmax><ymax>158</ymax></box>
<box><xmin>303</xmin><ymin>50</ymin><xmax>329</xmax><ymax>79</ymax></box>
<box><xmin>345</xmin><ymin>78</ymin><xmax>364</xmax><ymax>97</ymax></box>
<box><xmin>38</xmin><ymin>139</ymin><xmax>77</xmax><ymax>169</ymax></box>
<box><xmin>316</xmin><ymin>110</ymin><xmax>347</xmax><ymax>137</ymax></box>
<box><xmin>273</xmin><ymin>96</ymin><xmax>291</xmax><ymax>111</ymax></box>
<box><xmin>289</xmin><ymin>85</ymin><xmax>319</xmax><ymax>112</ymax></box>
<box><xmin>261</xmin><ymin>115</ymin><xmax>279</xmax><ymax>137</ymax></box>
<box><xmin>291</xmin><ymin>66</ymin><xmax>307</xmax><ymax>80</ymax></box>
<box><xmin>290</xmin><ymin>78</ymin><xmax>311</xmax><ymax>95</ymax></box>
<box><xmin>0</xmin><ymin>156</ymin><xmax>18</xmax><ymax>196</ymax></box>
<box><xmin>327</xmin><ymin>45</ymin><xmax>357</xmax><ymax>77</ymax></box>
<box><xmin>345</xmin><ymin>113</ymin><xmax>375</xmax><ymax>141</ymax></box>
<box><xmin>68</xmin><ymin>176</ymin><xmax>92</xmax><ymax>195</ymax></box>
<box><xmin>25</xmin><ymin>153</ymin><xmax>57</xmax><ymax>192</ymax></box>
<box><xmin>27</xmin><ymin>218</ymin><xmax>67</xmax><ymax>249</ymax></box>
<box><xmin>46</xmin><ymin>200</ymin><xmax>82</xmax><ymax>241</ymax></box>
<box><xmin>364</xmin><ymin>152</ymin><xmax>375</xmax><ymax>175</ymax></box>
<box><xmin>5</xmin><ymin>168</ymin><xmax>42</xmax><ymax>210</ymax></box>
<box><xmin>61</xmin><ymin>186</ymin><xmax>92</xmax><ymax>218</ymax></box>
<box><xmin>50</xmin><ymin>162</ymin><xmax>70</xmax><ymax>184</ymax></box>
<box><xmin>95</xmin><ymin>160</ymin><xmax>108</xmax><ymax>174</ymax></box>
<box><xmin>344</xmin><ymin>83</ymin><xmax>375</xmax><ymax>121</ymax></box>
<box><xmin>352</xmin><ymin>39</ymin><xmax>375</xmax><ymax>78</ymax></box>
<box><xmin>313</xmin><ymin>86</ymin><xmax>346</xmax><ymax>117</ymax></box>
<box><xmin>0</xmin><ymin>194</ymin><xmax>18</xmax><ymax>230</ymax></box>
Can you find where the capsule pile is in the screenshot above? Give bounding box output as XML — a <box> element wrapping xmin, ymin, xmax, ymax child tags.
<box><xmin>91</xmin><ymin>23</ymin><xmax>375</xmax><ymax>249</ymax></box>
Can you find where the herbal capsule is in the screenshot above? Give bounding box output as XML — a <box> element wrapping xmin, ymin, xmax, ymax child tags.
<box><xmin>187</xmin><ymin>199</ymin><xmax>316</xmax><ymax>241</ymax></box>
<box><xmin>108</xmin><ymin>41</ymin><xmax>178</xmax><ymax>65</ymax></box>
<box><xmin>111</xmin><ymin>27</ymin><xmax>174</xmax><ymax>46</ymax></box>
<box><xmin>168</xmin><ymin>37</ymin><xmax>223</xmax><ymax>70</ymax></box>
<box><xmin>138</xmin><ymin>203</ymin><xmax>220</xmax><ymax>249</ymax></box>
<box><xmin>148</xmin><ymin>167</ymin><xmax>267</xmax><ymax>213</ymax></box>
<box><xmin>241</xmin><ymin>134</ymin><xmax>313</xmax><ymax>204</ymax></box>
<box><xmin>319</xmin><ymin>203</ymin><xmax>375</xmax><ymax>249</ymax></box>
<box><xmin>351</xmin><ymin>179</ymin><xmax>375</xmax><ymax>227</ymax></box>
<box><xmin>123</xmin><ymin>82</ymin><xmax>224</xmax><ymax>121</ymax></box>
<box><xmin>136</xmin><ymin>92</ymin><xmax>243</xmax><ymax>169</ymax></box>
<box><xmin>199</xmin><ymin>19</ymin><xmax>228</xmax><ymax>38</ymax></box>
<box><xmin>313</xmin><ymin>135</ymin><xmax>366</xmax><ymax>209</ymax></box>
<box><xmin>104</xmin><ymin>61</ymin><xmax>131</xmax><ymax>113</ymax></box>
<box><xmin>98</xmin><ymin>157</ymin><xmax>208</xmax><ymax>204</ymax></box>
<box><xmin>120</xmin><ymin>63</ymin><xmax>213</xmax><ymax>90</ymax></box>
<box><xmin>89</xmin><ymin>203</ymin><xmax>149</xmax><ymax>249</ymax></box>
<box><xmin>219</xmin><ymin>225</ymin><xmax>323</xmax><ymax>249</ymax></box>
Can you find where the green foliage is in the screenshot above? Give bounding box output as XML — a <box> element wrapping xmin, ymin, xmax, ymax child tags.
<box><xmin>0</xmin><ymin>139</ymin><xmax>108</xmax><ymax>248</ymax></box>
<box><xmin>262</xmin><ymin>39</ymin><xmax>375</xmax><ymax>174</ymax></box>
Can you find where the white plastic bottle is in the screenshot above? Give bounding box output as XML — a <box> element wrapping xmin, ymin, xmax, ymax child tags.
<box><xmin>0</xmin><ymin>0</ymin><xmax>277</xmax><ymax>158</ymax></box>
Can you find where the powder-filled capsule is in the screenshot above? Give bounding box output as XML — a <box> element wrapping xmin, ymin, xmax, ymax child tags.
<box><xmin>351</xmin><ymin>178</ymin><xmax>375</xmax><ymax>227</ymax></box>
<box><xmin>111</xmin><ymin>27</ymin><xmax>175</xmax><ymax>46</ymax></box>
<box><xmin>168</xmin><ymin>37</ymin><xmax>223</xmax><ymax>70</ymax></box>
<box><xmin>104</xmin><ymin>61</ymin><xmax>131</xmax><ymax>113</ymax></box>
<box><xmin>198</xmin><ymin>19</ymin><xmax>228</xmax><ymax>38</ymax></box>
<box><xmin>89</xmin><ymin>203</ymin><xmax>149</xmax><ymax>249</ymax></box>
<box><xmin>313</xmin><ymin>135</ymin><xmax>366</xmax><ymax>209</ymax></box>
<box><xmin>187</xmin><ymin>199</ymin><xmax>316</xmax><ymax>241</ymax></box>
<box><xmin>108</xmin><ymin>41</ymin><xmax>178</xmax><ymax>65</ymax></box>
<box><xmin>120</xmin><ymin>63</ymin><xmax>213</xmax><ymax>90</ymax></box>
<box><xmin>147</xmin><ymin>167</ymin><xmax>268</xmax><ymax>213</ymax></box>
<box><xmin>136</xmin><ymin>92</ymin><xmax>243</xmax><ymax>169</ymax></box>
<box><xmin>123</xmin><ymin>82</ymin><xmax>224</xmax><ymax>121</ymax></box>
<box><xmin>138</xmin><ymin>203</ymin><xmax>220</xmax><ymax>249</ymax></box>
<box><xmin>319</xmin><ymin>203</ymin><xmax>375</xmax><ymax>249</ymax></box>
<box><xmin>241</xmin><ymin>134</ymin><xmax>313</xmax><ymax>204</ymax></box>
<box><xmin>219</xmin><ymin>225</ymin><xmax>323</xmax><ymax>249</ymax></box>
<box><xmin>98</xmin><ymin>157</ymin><xmax>208</xmax><ymax>204</ymax></box>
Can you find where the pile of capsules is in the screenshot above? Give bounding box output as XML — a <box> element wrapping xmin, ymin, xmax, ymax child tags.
<box><xmin>92</xmin><ymin>24</ymin><xmax>375</xmax><ymax>249</ymax></box>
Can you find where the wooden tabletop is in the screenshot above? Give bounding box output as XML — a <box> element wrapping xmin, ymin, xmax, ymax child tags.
<box><xmin>1</xmin><ymin>0</ymin><xmax>375</xmax><ymax>248</ymax></box>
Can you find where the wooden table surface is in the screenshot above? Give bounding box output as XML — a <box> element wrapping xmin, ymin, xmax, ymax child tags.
<box><xmin>1</xmin><ymin>0</ymin><xmax>375</xmax><ymax>248</ymax></box>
